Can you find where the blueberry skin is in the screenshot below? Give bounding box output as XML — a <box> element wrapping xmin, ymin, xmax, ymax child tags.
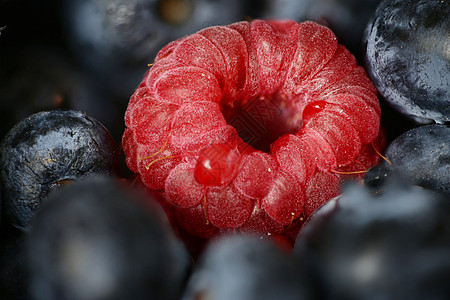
<box><xmin>0</xmin><ymin>46</ymin><xmax>126</xmax><ymax>143</ymax></box>
<box><xmin>364</xmin><ymin>0</ymin><xmax>450</xmax><ymax>123</ymax></box>
<box><xmin>384</xmin><ymin>124</ymin><xmax>450</xmax><ymax>198</ymax></box>
<box><xmin>0</xmin><ymin>110</ymin><xmax>119</xmax><ymax>231</ymax></box>
<box><xmin>362</xmin><ymin>164</ymin><xmax>397</xmax><ymax>193</ymax></box>
<box><xmin>295</xmin><ymin>182</ymin><xmax>450</xmax><ymax>300</ymax></box>
<box><xmin>362</xmin><ymin>164</ymin><xmax>416</xmax><ymax>196</ymax></box>
<box><xmin>0</xmin><ymin>224</ymin><xmax>30</xmax><ymax>300</ymax></box>
<box><xmin>182</xmin><ymin>235</ymin><xmax>315</xmax><ymax>300</ymax></box>
<box><xmin>27</xmin><ymin>175</ymin><xmax>190</xmax><ymax>300</ymax></box>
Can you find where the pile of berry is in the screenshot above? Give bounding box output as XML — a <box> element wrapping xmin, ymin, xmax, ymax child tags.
<box><xmin>0</xmin><ymin>0</ymin><xmax>448</xmax><ymax>299</ymax></box>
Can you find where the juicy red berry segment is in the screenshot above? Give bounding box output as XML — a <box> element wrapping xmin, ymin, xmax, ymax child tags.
<box><xmin>283</xmin><ymin>21</ymin><xmax>338</xmax><ymax>94</ymax></box>
<box><xmin>272</xmin><ymin>134</ymin><xmax>317</xmax><ymax>185</ymax></box>
<box><xmin>206</xmin><ymin>185</ymin><xmax>254</xmax><ymax>228</ymax></box>
<box><xmin>262</xmin><ymin>170</ymin><xmax>305</xmax><ymax>225</ymax></box>
<box><xmin>199</xmin><ymin>26</ymin><xmax>248</xmax><ymax>103</ymax></box>
<box><xmin>250</xmin><ymin>20</ymin><xmax>300</xmax><ymax>94</ymax></box>
<box><xmin>234</xmin><ymin>152</ymin><xmax>278</xmax><ymax>200</ymax></box>
<box><xmin>181</xmin><ymin>125</ymin><xmax>238</xmax><ymax>156</ymax></box>
<box><xmin>175</xmin><ymin>204</ymin><xmax>218</xmax><ymax>239</ymax></box>
<box><xmin>166</xmin><ymin>162</ymin><xmax>204</xmax><ymax>208</ymax></box>
<box><xmin>137</xmin><ymin>140</ymin><xmax>182</xmax><ymax>190</ymax></box>
<box><xmin>239</xmin><ymin>206</ymin><xmax>285</xmax><ymax>236</ymax></box>
<box><xmin>324</xmin><ymin>94</ymin><xmax>380</xmax><ymax>144</ymax></box>
<box><xmin>296</xmin><ymin>128</ymin><xmax>336</xmax><ymax>171</ymax></box>
<box><xmin>194</xmin><ymin>143</ymin><xmax>241</xmax><ymax>186</ymax></box>
<box><xmin>129</xmin><ymin>95</ymin><xmax>178</xmax><ymax>146</ymax></box>
<box><xmin>171</xmin><ymin>34</ymin><xmax>228</xmax><ymax>83</ymax></box>
<box><xmin>304</xmin><ymin>171</ymin><xmax>340</xmax><ymax>216</ymax></box>
<box><xmin>302</xmin><ymin>101</ymin><xmax>327</xmax><ymax>120</ymax></box>
<box><xmin>154</xmin><ymin>66</ymin><xmax>222</xmax><ymax>105</ymax></box>
<box><xmin>122</xmin><ymin>19</ymin><xmax>382</xmax><ymax>243</ymax></box>
<box><xmin>304</xmin><ymin>110</ymin><xmax>362</xmax><ymax>166</ymax></box>
<box><xmin>171</xmin><ymin>101</ymin><xmax>227</xmax><ymax>149</ymax></box>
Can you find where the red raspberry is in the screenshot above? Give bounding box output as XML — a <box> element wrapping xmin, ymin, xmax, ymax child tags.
<box><xmin>123</xmin><ymin>20</ymin><xmax>383</xmax><ymax>247</ymax></box>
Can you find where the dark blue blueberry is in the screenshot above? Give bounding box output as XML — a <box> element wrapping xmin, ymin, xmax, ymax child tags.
<box><xmin>383</xmin><ymin>124</ymin><xmax>450</xmax><ymax>198</ymax></box>
<box><xmin>27</xmin><ymin>175</ymin><xmax>190</xmax><ymax>300</ymax></box>
<box><xmin>0</xmin><ymin>110</ymin><xmax>120</xmax><ymax>231</ymax></box>
<box><xmin>0</xmin><ymin>0</ymin><xmax>131</xmax><ymax>143</ymax></box>
<box><xmin>364</xmin><ymin>0</ymin><xmax>450</xmax><ymax>123</ymax></box>
<box><xmin>362</xmin><ymin>164</ymin><xmax>413</xmax><ymax>196</ymax></box>
<box><xmin>363</xmin><ymin>164</ymin><xmax>396</xmax><ymax>193</ymax></box>
<box><xmin>0</xmin><ymin>224</ymin><xmax>30</xmax><ymax>300</ymax></box>
<box><xmin>182</xmin><ymin>234</ymin><xmax>315</xmax><ymax>300</ymax></box>
<box><xmin>295</xmin><ymin>181</ymin><xmax>450</xmax><ymax>299</ymax></box>
<box><xmin>0</xmin><ymin>46</ymin><xmax>120</xmax><ymax>141</ymax></box>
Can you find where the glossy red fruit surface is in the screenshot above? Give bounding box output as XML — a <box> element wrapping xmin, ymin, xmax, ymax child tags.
<box><xmin>123</xmin><ymin>19</ymin><xmax>382</xmax><ymax>245</ymax></box>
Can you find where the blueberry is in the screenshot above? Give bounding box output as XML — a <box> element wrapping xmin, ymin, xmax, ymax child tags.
<box><xmin>363</xmin><ymin>164</ymin><xmax>396</xmax><ymax>192</ymax></box>
<box><xmin>295</xmin><ymin>181</ymin><xmax>450</xmax><ymax>299</ymax></box>
<box><xmin>0</xmin><ymin>110</ymin><xmax>120</xmax><ymax>231</ymax></box>
<box><xmin>27</xmin><ymin>175</ymin><xmax>190</xmax><ymax>300</ymax></box>
<box><xmin>182</xmin><ymin>234</ymin><xmax>315</xmax><ymax>300</ymax></box>
<box><xmin>383</xmin><ymin>124</ymin><xmax>450</xmax><ymax>198</ymax></box>
<box><xmin>61</xmin><ymin>0</ymin><xmax>247</xmax><ymax>97</ymax></box>
<box><xmin>362</xmin><ymin>164</ymin><xmax>412</xmax><ymax>195</ymax></box>
<box><xmin>0</xmin><ymin>46</ymin><xmax>120</xmax><ymax>141</ymax></box>
<box><xmin>0</xmin><ymin>224</ymin><xmax>30</xmax><ymax>300</ymax></box>
<box><xmin>364</xmin><ymin>0</ymin><xmax>450</xmax><ymax>123</ymax></box>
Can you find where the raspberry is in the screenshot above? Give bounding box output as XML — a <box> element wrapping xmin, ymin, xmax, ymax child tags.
<box><xmin>123</xmin><ymin>20</ymin><xmax>382</xmax><ymax>245</ymax></box>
